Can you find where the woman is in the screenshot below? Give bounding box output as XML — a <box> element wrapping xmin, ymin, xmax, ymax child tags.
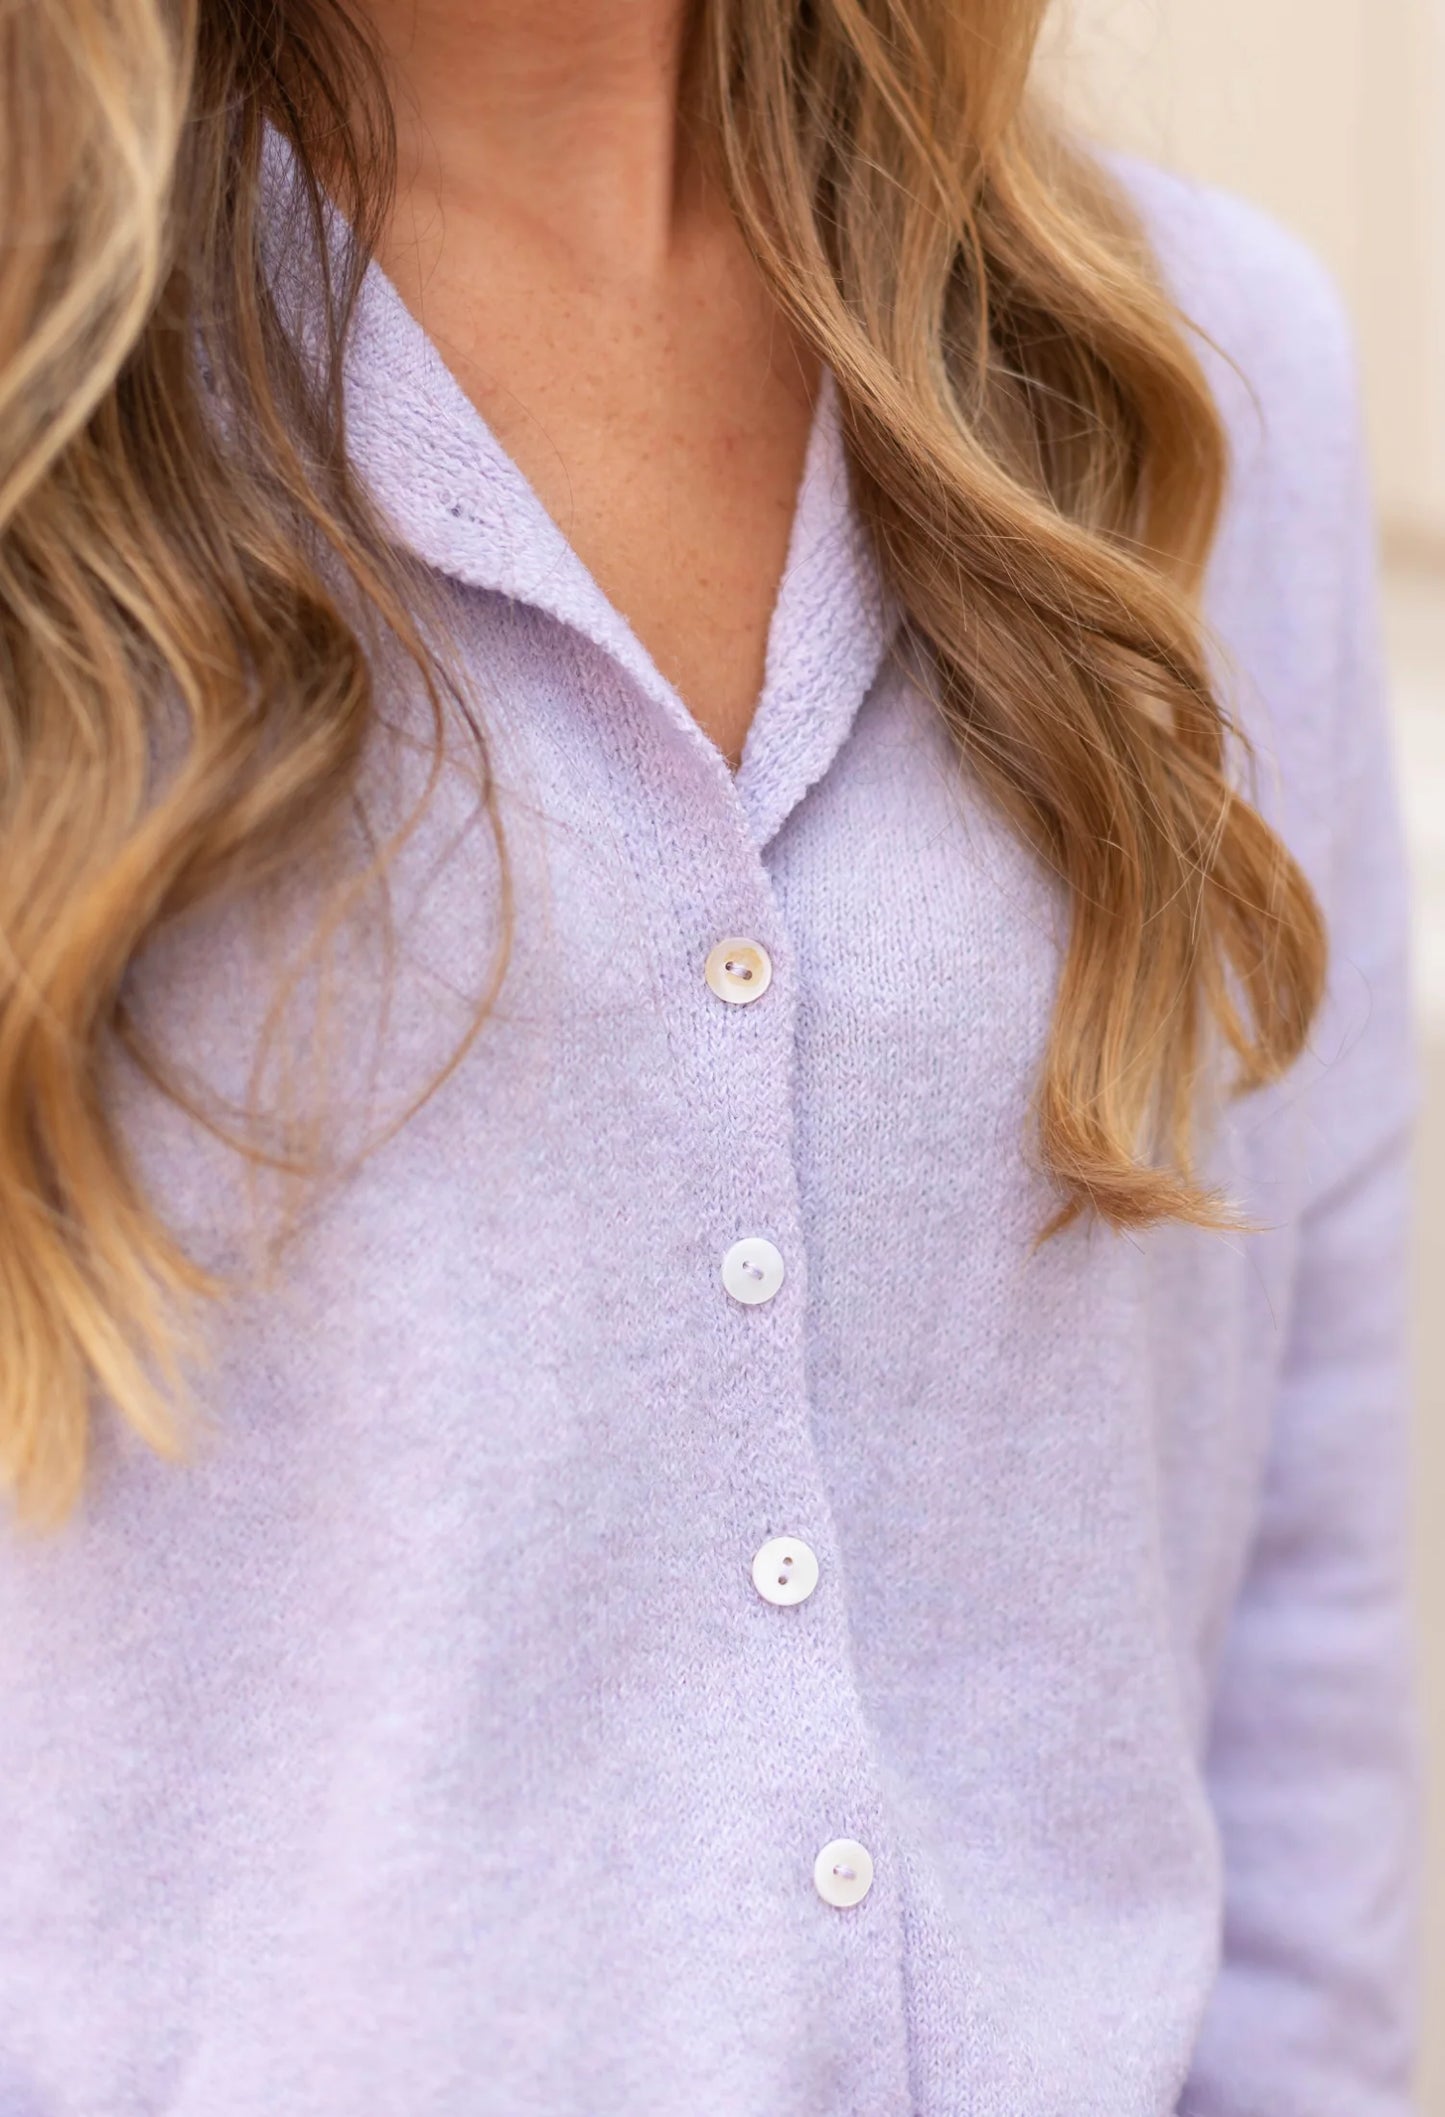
<box><xmin>0</xmin><ymin>0</ymin><xmax>1418</xmax><ymax>2110</ymax></box>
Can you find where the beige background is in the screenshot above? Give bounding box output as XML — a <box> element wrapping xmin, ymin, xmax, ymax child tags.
<box><xmin>1048</xmin><ymin>0</ymin><xmax>1445</xmax><ymax>544</ymax></box>
<box><xmin>1046</xmin><ymin>2</ymin><xmax>1445</xmax><ymax>2104</ymax></box>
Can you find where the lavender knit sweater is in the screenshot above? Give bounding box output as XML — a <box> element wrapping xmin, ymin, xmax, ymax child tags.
<box><xmin>0</xmin><ymin>159</ymin><xmax>1419</xmax><ymax>2116</ymax></box>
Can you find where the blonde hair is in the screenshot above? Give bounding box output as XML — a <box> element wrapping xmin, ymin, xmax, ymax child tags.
<box><xmin>0</xmin><ymin>0</ymin><xmax>1324</xmax><ymax>1517</ymax></box>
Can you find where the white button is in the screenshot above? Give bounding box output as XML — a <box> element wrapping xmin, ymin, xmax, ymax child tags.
<box><xmin>704</xmin><ymin>937</ymin><xmax>773</xmax><ymax>1005</ymax></box>
<box><xmin>720</xmin><ymin>1236</ymin><xmax>785</xmax><ymax>1305</ymax></box>
<box><xmin>813</xmin><ymin>1838</ymin><xmax>874</xmax><ymax>1909</ymax></box>
<box><xmin>751</xmin><ymin>1536</ymin><xmax>820</xmax><ymax>1607</ymax></box>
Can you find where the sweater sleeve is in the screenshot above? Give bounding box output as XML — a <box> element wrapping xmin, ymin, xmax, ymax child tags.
<box><xmin>1181</xmin><ymin>289</ymin><xmax>1422</xmax><ymax>2117</ymax></box>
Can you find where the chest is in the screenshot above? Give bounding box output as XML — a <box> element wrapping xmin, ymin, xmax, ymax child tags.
<box><xmin>124</xmin><ymin>600</ymin><xmax>1297</xmax><ymax>1429</ymax></box>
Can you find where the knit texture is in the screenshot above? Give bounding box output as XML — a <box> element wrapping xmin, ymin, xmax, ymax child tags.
<box><xmin>0</xmin><ymin>161</ymin><xmax>1419</xmax><ymax>2117</ymax></box>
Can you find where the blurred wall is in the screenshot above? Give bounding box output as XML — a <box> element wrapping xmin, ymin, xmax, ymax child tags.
<box><xmin>1043</xmin><ymin>0</ymin><xmax>1445</xmax><ymax>547</ymax></box>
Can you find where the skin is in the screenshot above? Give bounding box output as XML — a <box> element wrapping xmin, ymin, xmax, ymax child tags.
<box><xmin>366</xmin><ymin>0</ymin><xmax>822</xmax><ymax>771</ymax></box>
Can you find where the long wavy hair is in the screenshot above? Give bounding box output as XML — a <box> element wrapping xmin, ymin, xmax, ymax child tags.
<box><xmin>0</xmin><ymin>0</ymin><xmax>1325</xmax><ymax>1517</ymax></box>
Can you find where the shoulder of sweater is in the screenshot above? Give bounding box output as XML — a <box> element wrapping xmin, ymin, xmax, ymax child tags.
<box><xmin>1097</xmin><ymin>155</ymin><xmax>1382</xmax><ymax>880</ymax></box>
<box><xmin>1105</xmin><ymin>150</ymin><xmax>1361</xmax><ymax>475</ymax></box>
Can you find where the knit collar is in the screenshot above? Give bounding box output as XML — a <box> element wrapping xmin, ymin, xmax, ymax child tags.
<box><xmin>339</xmin><ymin>239</ymin><xmax>901</xmax><ymax>847</ymax></box>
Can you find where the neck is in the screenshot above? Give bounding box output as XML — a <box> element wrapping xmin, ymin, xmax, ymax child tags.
<box><xmin>366</xmin><ymin>0</ymin><xmax>709</xmax><ymax>269</ymax></box>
